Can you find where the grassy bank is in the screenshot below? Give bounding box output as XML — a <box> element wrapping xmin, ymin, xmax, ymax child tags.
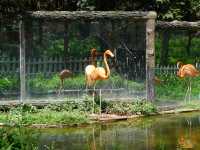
<box><xmin>0</xmin><ymin>103</ymin><xmax>89</xmax><ymax>126</ymax></box>
<box><xmin>0</xmin><ymin>100</ymin><xmax>157</xmax><ymax>126</ymax></box>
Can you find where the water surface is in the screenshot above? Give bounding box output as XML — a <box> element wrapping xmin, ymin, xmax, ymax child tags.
<box><xmin>36</xmin><ymin>112</ymin><xmax>200</xmax><ymax>150</ymax></box>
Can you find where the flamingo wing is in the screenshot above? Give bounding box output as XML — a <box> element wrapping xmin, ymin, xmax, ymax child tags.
<box><xmin>181</xmin><ymin>65</ymin><xmax>199</xmax><ymax>77</ymax></box>
<box><xmin>85</xmin><ymin>65</ymin><xmax>97</xmax><ymax>86</ymax></box>
<box><xmin>95</xmin><ymin>67</ymin><xmax>108</xmax><ymax>79</ymax></box>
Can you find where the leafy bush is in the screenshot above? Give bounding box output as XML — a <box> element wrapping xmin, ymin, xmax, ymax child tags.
<box><xmin>0</xmin><ymin>128</ymin><xmax>40</xmax><ymax>150</ymax></box>
<box><xmin>0</xmin><ymin>75</ymin><xmax>19</xmax><ymax>91</ymax></box>
<box><xmin>106</xmin><ymin>102</ymin><xmax>132</xmax><ymax>115</ymax></box>
<box><xmin>140</xmin><ymin>101</ymin><xmax>157</xmax><ymax>115</ymax></box>
<box><xmin>3</xmin><ymin>104</ymin><xmax>89</xmax><ymax>126</ymax></box>
<box><xmin>106</xmin><ymin>101</ymin><xmax>157</xmax><ymax>115</ymax></box>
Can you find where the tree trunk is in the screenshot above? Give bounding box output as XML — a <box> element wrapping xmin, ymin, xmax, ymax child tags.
<box><xmin>160</xmin><ymin>30</ymin><xmax>170</xmax><ymax>65</ymax></box>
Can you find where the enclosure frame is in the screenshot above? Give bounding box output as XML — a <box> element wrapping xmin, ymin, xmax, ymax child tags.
<box><xmin>19</xmin><ymin>11</ymin><xmax>157</xmax><ymax>102</ymax></box>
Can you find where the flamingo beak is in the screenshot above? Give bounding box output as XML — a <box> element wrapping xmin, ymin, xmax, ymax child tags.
<box><xmin>110</xmin><ymin>53</ymin><xmax>114</xmax><ymax>58</ymax></box>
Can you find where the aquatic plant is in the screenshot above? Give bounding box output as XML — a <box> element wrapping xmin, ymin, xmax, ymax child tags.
<box><xmin>0</xmin><ymin>127</ymin><xmax>39</xmax><ymax>150</ymax></box>
<box><xmin>0</xmin><ymin>127</ymin><xmax>56</xmax><ymax>150</ymax></box>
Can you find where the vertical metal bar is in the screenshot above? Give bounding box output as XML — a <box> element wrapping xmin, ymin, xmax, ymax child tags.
<box><xmin>19</xmin><ymin>19</ymin><xmax>26</xmax><ymax>102</ymax></box>
<box><xmin>99</xmin><ymin>89</ymin><xmax>101</xmax><ymax>115</ymax></box>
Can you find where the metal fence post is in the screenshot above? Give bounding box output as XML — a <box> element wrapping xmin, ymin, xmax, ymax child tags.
<box><xmin>19</xmin><ymin>19</ymin><xmax>26</xmax><ymax>102</ymax></box>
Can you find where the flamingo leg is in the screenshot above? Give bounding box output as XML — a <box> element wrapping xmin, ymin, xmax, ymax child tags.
<box><xmin>86</xmin><ymin>84</ymin><xmax>88</xmax><ymax>95</ymax></box>
<box><xmin>99</xmin><ymin>89</ymin><xmax>102</xmax><ymax>115</ymax></box>
<box><xmin>92</xmin><ymin>84</ymin><xmax>96</xmax><ymax>114</ymax></box>
<box><xmin>189</xmin><ymin>78</ymin><xmax>192</xmax><ymax>103</ymax></box>
<box><xmin>58</xmin><ymin>79</ymin><xmax>64</xmax><ymax>96</ymax></box>
<box><xmin>184</xmin><ymin>79</ymin><xmax>189</xmax><ymax>103</ymax></box>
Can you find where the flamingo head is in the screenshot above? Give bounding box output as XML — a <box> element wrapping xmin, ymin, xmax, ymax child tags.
<box><xmin>104</xmin><ymin>50</ymin><xmax>114</xmax><ymax>58</ymax></box>
<box><xmin>177</xmin><ymin>61</ymin><xmax>183</xmax><ymax>69</ymax></box>
<box><xmin>90</xmin><ymin>48</ymin><xmax>97</xmax><ymax>55</ymax></box>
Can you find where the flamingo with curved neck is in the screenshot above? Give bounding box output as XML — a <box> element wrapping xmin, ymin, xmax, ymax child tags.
<box><xmin>85</xmin><ymin>49</ymin><xmax>114</xmax><ymax>114</ymax></box>
<box><xmin>85</xmin><ymin>49</ymin><xmax>114</xmax><ymax>87</ymax></box>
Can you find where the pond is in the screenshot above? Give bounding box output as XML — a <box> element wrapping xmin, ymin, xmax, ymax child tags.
<box><xmin>2</xmin><ymin>112</ymin><xmax>200</xmax><ymax>150</ymax></box>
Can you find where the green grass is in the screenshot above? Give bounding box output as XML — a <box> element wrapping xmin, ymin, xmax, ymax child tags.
<box><xmin>0</xmin><ymin>106</ymin><xmax>89</xmax><ymax>126</ymax></box>
<box><xmin>0</xmin><ymin>110</ymin><xmax>89</xmax><ymax>126</ymax></box>
<box><xmin>20</xmin><ymin>110</ymin><xmax>89</xmax><ymax>125</ymax></box>
<box><xmin>0</xmin><ymin>73</ymin><xmax>145</xmax><ymax>93</ymax></box>
<box><xmin>0</xmin><ymin>100</ymin><xmax>158</xmax><ymax>127</ymax></box>
<box><xmin>155</xmin><ymin>74</ymin><xmax>200</xmax><ymax>101</ymax></box>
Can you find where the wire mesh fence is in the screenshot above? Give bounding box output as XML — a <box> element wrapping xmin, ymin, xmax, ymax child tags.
<box><xmin>0</xmin><ymin>11</ymin><xmax>155</xmax><ymax>103</ymax></box>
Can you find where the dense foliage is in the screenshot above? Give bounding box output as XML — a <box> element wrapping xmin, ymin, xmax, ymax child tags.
<box><xmin>156</xmin><ymin>33</ymin><xmax>200</xmax><ymax>64</ymax></box>
<box><xmin>0</xmin><ymin>0</ymin><xmax>199</xmax><ymax>21</ymax></box>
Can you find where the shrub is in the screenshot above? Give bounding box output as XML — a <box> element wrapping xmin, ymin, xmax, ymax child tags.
<box><xmin>0</xmin><ymin>75</ymin><xmax>19</xmax><ymax>92</ymax></box>
<box><xmin>106</xmin><ymin>102</ymin><xmax>132</xmax><ymax>115</ymax></box>
<box><xmin>140</xmin><ymin>101</ymin><xmax>157</xmax><ymax>115</ymax></box>
<box><xmin>0</xmin><ymin>128</ymin><xmax>40</xmax><ymax>150</ymax></box>
<box><xmin>106</xmin><ymin>101</ymin><xmax>157</xmax><ymax>115</ymax></box>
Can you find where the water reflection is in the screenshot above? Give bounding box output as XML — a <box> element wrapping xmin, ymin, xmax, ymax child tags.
<box><xmin>34</xmin><ymin>113</ymin><xmax>200</xmax><ymax>150</ymax></box>
<box><xmin>1</xmin><ymin>113</ymin><xmax>200</xmax><ymax>149</ymax></box>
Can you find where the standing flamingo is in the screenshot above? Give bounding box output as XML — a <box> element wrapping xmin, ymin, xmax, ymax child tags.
<box><xmin>58</xmin><ymin>69</ymin><xmax>72</xmax><ymax>95</ymax></box>
<box><xmin>85</xmin><ymin>49</ymin><xmax>114</xmax><ymax>113</ymax></box>
<box><xmin>177</xmin><ymin>61</ymin><xmax>199</xmax><ymax>102</ymax></box>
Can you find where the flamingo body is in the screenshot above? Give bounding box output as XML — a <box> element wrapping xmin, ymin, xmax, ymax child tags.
<box><xmin>58</xmin><ymin>69</ymin><xmax>72</xmax><ymax>95</ymax></box>
<box><xmin>85</xmin><ymin>50</ymin><xmax>114</xmax><ymax>87</ymax></box>
<box><xmin>177</xmin><ymin>64</ymin><xmax>199</xmax><ymax>78</ymax></box>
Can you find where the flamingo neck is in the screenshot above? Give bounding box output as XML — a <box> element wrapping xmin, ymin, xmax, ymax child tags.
<box><xmin>91</xmin><ymin>52</ymin><xmax>97</xmax><ymax>67</ymax></box>
<box><xmin>103</xmin><ymin>53</ymin><xmax>110</xmax><ymax>79</ymax></box>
